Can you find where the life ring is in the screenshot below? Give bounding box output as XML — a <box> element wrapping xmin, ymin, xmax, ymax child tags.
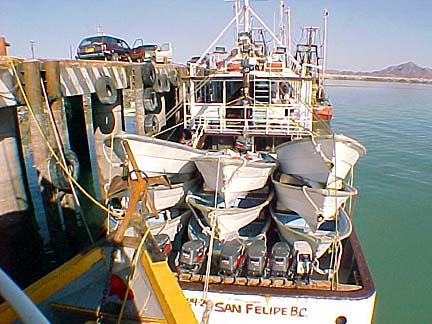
<box><xmin>153</xmin><ymin>70</ymin><xmax>170</xmax><ymax>93</ymax></box>
<box><xmin>142</xmin><ymin>63</ymin><xmax>156</xmax><ymax>87</ymax></box>
<box><xmin>168</xmin><ymin>69</ymin><xmax>179</xmax><ymax>87</ymax></box>
<box><xmin>95</xmin><ymin>75</ymin><xmax>118</xmax><ymax>105</ymax></box>
<box><xmin>48</xmin><ymin>149</ymin><xmax>80</xmax><ymax>191</ymax></box>
<box><xmin>143</xmin><ymin>88</ymin><xmax>158</xmax><ymax>113</ymax></box>
<box><xmin>144</xmin><ymin>114</ymin><xmax>160</xmax><ymax>135</ymax></box>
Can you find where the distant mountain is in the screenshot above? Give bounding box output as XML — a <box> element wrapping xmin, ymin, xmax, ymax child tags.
<box><xmin>327</xmin><ymin>62</ymin><xmax>432</xmax><ymax>79</ymax></box>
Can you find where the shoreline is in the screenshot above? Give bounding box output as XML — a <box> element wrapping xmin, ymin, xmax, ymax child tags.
<box><xmin>325</xmin><ymin>73</ymin><xmax>432</xmax><ymax>85</ymax></box>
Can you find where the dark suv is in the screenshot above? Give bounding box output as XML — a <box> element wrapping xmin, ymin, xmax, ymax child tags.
<box><xmin>76</xmin><ymin>35</ymin><xmax>131</xmax><ymax>61</ymax></box>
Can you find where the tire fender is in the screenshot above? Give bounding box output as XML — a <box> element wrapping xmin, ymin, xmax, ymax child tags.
<box><xmin>48</xmin><ymin>149</ymin><xmax>80</xmax><ymax>191</ymax></box>
<box><xmin>168</xmin><ymin>69</ymin><xmax>179</xmax><ymax>87</ymax></box>
<box><xmin>95</xmin><ymin>75</ymin><xmax>118</xmax><ymax>105</ymax></box>
<box><xmin>153</xmin><ymin>70</ymin><xmax>170</xmax><ymax>93</ymax></box>
<box><xmin>143</xmin><ymin>88</ymin><xmax>158</xmax><ymax>113</ymax></box>
<box><xmin>144</xmin><ymin>114</ymin><xmax>160</xmax><ymax>135</ymax></box>
<box><xmin>142</xmin><ymin>63</ymin><xmax>156</xmax><ymax>87</ymax></box>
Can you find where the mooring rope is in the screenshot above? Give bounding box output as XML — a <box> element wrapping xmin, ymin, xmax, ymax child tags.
<box><xmin>40</xmin><ymin>78</ymin><xmax>94</xmax><ymax>244</ymax></box>
<box><xmin>9</xmin><ymin>59</ymin><xmax>121</xmax><ymax>220</ymax></box>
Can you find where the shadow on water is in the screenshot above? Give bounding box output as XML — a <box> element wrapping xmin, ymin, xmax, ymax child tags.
<box><xmin>0</xmin><ymin>211</ymin><xmax>45</xmax><ymax>289</ymax></box>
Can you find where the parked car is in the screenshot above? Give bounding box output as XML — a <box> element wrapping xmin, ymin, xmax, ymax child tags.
<box><xmin>76</xmin><ymin>35</ymin><xmax>131</xmax><ymax>61</ymax></box>
<box><xmin>130</xmin><ymin>39</ymin><xmax>173</xmax><ymax>63</ymax></box>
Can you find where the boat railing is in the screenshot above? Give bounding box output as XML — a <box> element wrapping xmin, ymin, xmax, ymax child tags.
<box><xmin>184</xmin><ymin>102</ymin><xmax>312</xmax><ymax>136</ymax></box>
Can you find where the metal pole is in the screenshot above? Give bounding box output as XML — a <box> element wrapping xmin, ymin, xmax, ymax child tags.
<box><xmin>244</xmin><ymin>0</ymin><xmax>250</xmax><ymax>33</ymax></box>
<box><xmin>0</xmin><ymin>267</ymin><xmax>50</xmax><ymax>324</ymax></box>
<box><xmin>322</xmin><ymin>9</ymin><xmax>329</xmax><ymax>86</ymax></box>
<box><xmin>286</xmin><ymin>7</ymin><xmax>291</xmax><ymax>53</ymax></box>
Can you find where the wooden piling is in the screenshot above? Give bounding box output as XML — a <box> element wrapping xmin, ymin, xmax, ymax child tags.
<box><xmin>23</xmin><ymin>60</ymin><xmax>70</xmax><ymax>262</ymax></box>
<box><xmin>132</xmin><ymin>64</ymin><xmax>145</xmax><ymax>135</ymax></box>
<box><xmin>0</xmin><ymin>36</ymin><xmax>10</xmax><ymax>56</ymax></box>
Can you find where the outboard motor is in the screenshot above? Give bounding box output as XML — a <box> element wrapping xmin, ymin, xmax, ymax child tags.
<box><xmin>269</xmin><ymin>241</ymin><xmax>291</xmax><ymax>277</ymax></box>
<box><xmin>154</xmin><ymin>233</ymin><xmax>172</xmax><ymax>254</ymax></box>
<box><xmin>246</xmin><ymin>240</ymin><xmax>267</xmax><ymax>277</ymax></box>
<box><xmin>219</xmin><ymin>240</ymin><xmax>244</xmax><ymax>276</ymax></box>
<box><xmin>293</xmin><ymin>241</ymin><xmax>313</xmax><ymax>283</ymax></box>
<box><xmin>178</xmin><ymin>240</ymin><xmax>206</xmax><ymax>273</ymax></box>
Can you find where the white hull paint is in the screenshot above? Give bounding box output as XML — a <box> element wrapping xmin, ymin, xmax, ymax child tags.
<box><xmin>192</xmin><ymin>154</ymin><xmax>276</xmax><ymax>206</ymax></box>
<box><xmin>276</xmin><ymin>134</ymin><xmax>366</xmax><ymax>188</ymax></box>
<box><xmin>148</xmin><ymin>210</ymin><xmax>191</xmax><ymax>241</ymax></box>
<box><xmin>183</xmin><ymin>289</ymin><xmax>376</xmax><ymax>324</ymax></box>
<box><xmin>272</xmin><ymin>173</ymin><xmax>357</xmax><ymax>230</ymax></box>
<box><xmin>148</xmin><ymin>178</ymin><xmax>199</xmax><ymax>211</ymax></box>
<box><xmin>271</xmin><ymin>207</ymin><xmax>352</xmax><ymax>258</ymax></box>
<box><xmin>107</xmin><ymin>133</ymin><xmax>204</xmax><ymax>176</ymax></box>
<box><xmin>186</xmin><ymin>192</ymin><xmax>273</xmax><ymax>241</ymax></box>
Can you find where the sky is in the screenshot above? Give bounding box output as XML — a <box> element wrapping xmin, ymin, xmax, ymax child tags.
<box><xmin>1</xmin><ymin>0</ymin><xmax>431</xmax><ymax>71</ymax></box>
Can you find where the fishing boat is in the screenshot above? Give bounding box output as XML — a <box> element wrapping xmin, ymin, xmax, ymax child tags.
<box><xmin>191</xmin><ymin>150</ymin><xmax>276</xmax><ymax>206</ymax></box>
<box><xmin>270</xmin><ymin>206</ymin><xmax>352</xmax><ymax>258</ymax></box>
<box><xmin>104</xmin><ymin>133</ymin><xmax>204</xmax><ymax>177</ymax></box>
<box><xmin>175</xmin><ymin>1</ymin><xmax>376</xmax><ymax>323</ymax></box>
<box><xmin>276</xmin><ymin>133</ymin><xmax>367</xmax><ymax>188</ymax></box>
<box><xmin>3</xmin><ymin>1</ymin><xmax>375</xmax><ymax>323</ymax></box>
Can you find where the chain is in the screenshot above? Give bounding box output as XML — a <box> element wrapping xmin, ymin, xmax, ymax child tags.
<box><xmin>96</xmin><ymin>245</ymin><xmax>117</xmax><ymax>324</ymax></box>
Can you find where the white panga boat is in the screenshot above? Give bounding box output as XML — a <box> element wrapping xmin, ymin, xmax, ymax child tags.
<box><xmin>270</xmin><ymin>206</ymin><xmax>352</xmax><ymax>258</ymax></box>
<box><xmin>271</xmin><ymin>172</ymin><xmax>357</xmax><ymax>230</ymax></box>
<box><xmin>148</xmin><ymin>177</ymin><xmax>200</xmax><ymax>211</ymax></box>
<box><xmin>276</xmin><ymin>133</ymin><xmax>367</xmax><ymax>188</ymax></box>
<box><xmin>104</xmin><ymin>133</ymin><xmax>204</xmax><ymax>176</ymax></box>
<box><xmin>186</xmin><ymin>190</ymin><xmax>273</xmax><ymax>241</ymax></box>
<box><xmin>188</xmin><ymin>206</ymin><xmax>272</xmax><ymax>248</ymax></box>
<box><xmin>147</xmin><ymin>209</ymin><xmax>191</xmax><ymax>241</ymax></box>
<box><xmin>192</xmin><ymin>150</ymin><xmax>276</xmax><ymax>206</ymax></box>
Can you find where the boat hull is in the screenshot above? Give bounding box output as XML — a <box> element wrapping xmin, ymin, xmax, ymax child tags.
<box><xmin>271</xmin><ymin>173</ymin><xmax>357</xmax><ymax>230</ymax></box>
<box><xmin>186</xmin><ymin>191</ymin><xmax>273</xmax><ymax>241</ymax></box>
<box><xmin>276</xmin><ymin>134</ymin><xmax>366</xmax><ymax>187</ymax></box>
<box><xmin>148</xmin><ymin>178</ymin><xmax>199</xmax><ymax>211</ymax></box>
<box><xmin>192</xmin><ymin>155</ymin><xmax>276</xmax><ymax>206</ymax></box>
<box><xmin>183</xmin><ymin>288</ymin><xmax>375</xmax><ymax>324</ymax></box>
<box><xmin>270</xmin><ymin>207</ymin><xmax>352</xmax><ymax>258</ymax></box>
<box><xmin>106</xmin><ymin>133</ymin><xmax>204</xmax><ymax>176</ymax></box>
<box><xmin>179</xmin><ymin>228</ymin><xmax>375</xmax><ymax>324</ymax></box>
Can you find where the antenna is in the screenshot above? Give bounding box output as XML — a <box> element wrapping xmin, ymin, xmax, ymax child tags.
<box><xmin>29</xmin><ymin>40</ymin><xmax>35</xmax><ymax>58</ymax></box>
<box><xmin>96</xmin><ymin>24</ymin><xmax>104</xmax><ymax>35</ymax></box>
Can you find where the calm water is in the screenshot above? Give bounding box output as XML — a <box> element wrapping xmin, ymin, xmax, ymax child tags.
<box><xmin>327</xmin><ymin>80</ymin><xmax>432</xmax><ymax>324</ymax></box>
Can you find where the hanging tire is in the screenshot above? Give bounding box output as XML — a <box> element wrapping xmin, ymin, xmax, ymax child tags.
<box><xmin>143</xmin><ymin>88</ymin><xmax>158</xmax><ymax>112</ymax></box>
<box><xmin>144</xmin><ymin>114</ymin><xmax>160</xmax><ymax>135</ymax></box>
<box><xmin>153</xmin><ymin>71</ymin><xmax>170</xmax><ymax>93</ymax></box>
<box><xmin>95</xmin><ymin>75</ymin><xmax>118</xmax><ymax>105</ymax></box>
<box><xmin>142</xmin><ymin>63</ymin><xmax>156</xmax><ymax>87</ymax></box>
<box><xmin>168</xmin><ymin>69</ymin><xmax>179</xmax><ymax>87</ymax></box>
<box><xmin>48</xmin><ymin>149</ymin><xmax>80</xmax><ymax>191</ymax></box>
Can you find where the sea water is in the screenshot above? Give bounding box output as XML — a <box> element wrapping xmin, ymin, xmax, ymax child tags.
<box><xmin>327</xmin><ymin>80</ymin><xmax>432</xmax><ymax>324</ymax></box>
